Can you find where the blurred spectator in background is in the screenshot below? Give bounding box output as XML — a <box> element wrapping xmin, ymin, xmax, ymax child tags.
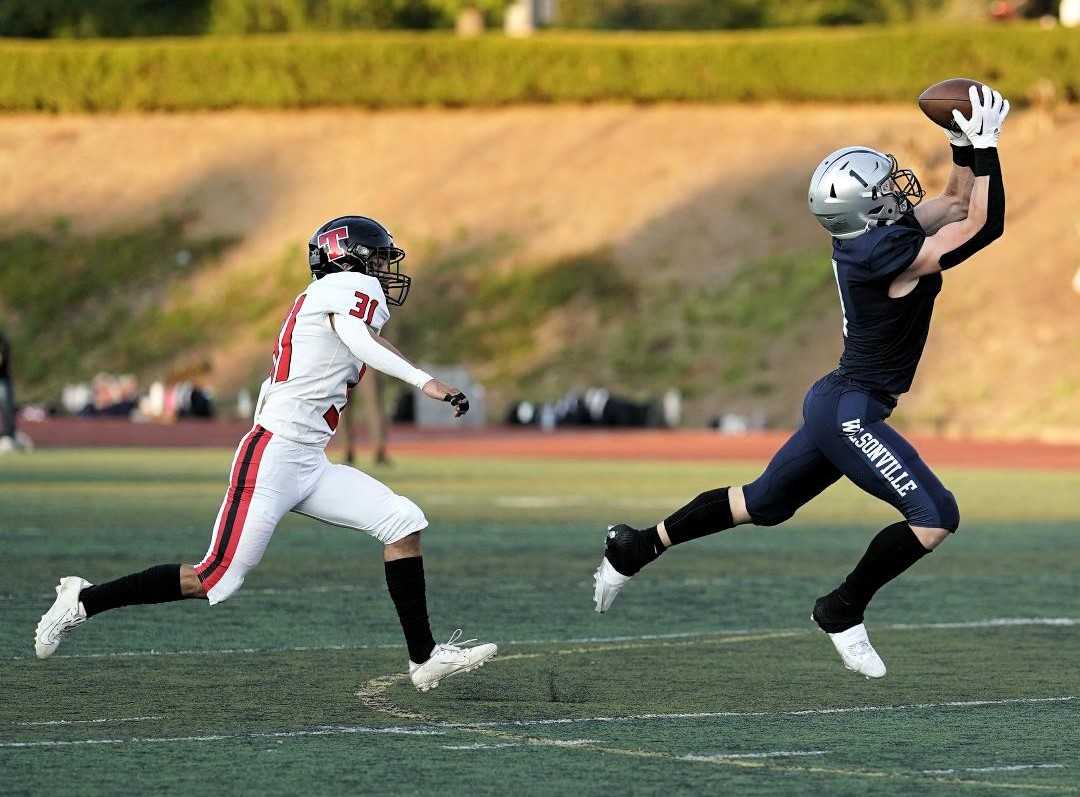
<box><xmin>0</xmin><ymin>329</ymin><xmax>16</xmax><ymax>449</ymax></box>
<box><xmin>61</xmin><ymin>368</ymin><xmax>216</xmax><ymax>422</ymax></box>
<box><xmin>84</xmin><ymin>373</ymin><xmax>139</xmax><ymax>417</ymax></box>
<box><xmin>506</xmin><ymin>387</ymin><xmax>678</xmax><ymax>430</ymax></box>
<box><xmin>1062</xmin><ymin>0</ymin><xmax>1080</xmax><ymax>25</ymax></box>
<box><xmin>340</xmin><ymin>372</ymin><xmax>390</xmax><ymax>466</ymax></box>
<box><xmin>136</xmin><ymin>362</ymin><xmax>215</xmax><ymax>422</ymax></box>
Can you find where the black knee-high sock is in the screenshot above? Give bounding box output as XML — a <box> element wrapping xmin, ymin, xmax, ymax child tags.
<box><xmin>662</xmin><ymin>487</ymin><xmax>735</xmax><ymax>545</ymax></box>
<box><xmin>385</xmin><ymin>557</ymin><xmax>436</xmax><ymax>664</ymax></box>
<box><xmin>821</xmin><ymin>523</ymin><xmax>931</xmax><ymax>630</ymax></box>
<box><xmin>79</xmin><ymin>564</ymin><xmax>184</xmax><ymax>618</ymax></box>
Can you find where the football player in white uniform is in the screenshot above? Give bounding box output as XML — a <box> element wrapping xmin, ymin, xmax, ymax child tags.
<box><xmin>34</xmin><ymin>216</ymin><xmax>496</xmax><ymax>692</ymax></box>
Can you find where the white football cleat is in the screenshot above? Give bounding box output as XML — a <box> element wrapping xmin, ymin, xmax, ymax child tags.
<box><xmin>594</xmin><ymin>524</ymin><xmax>656</xmax><ymax>613</ymax></box>
<box><xmin>35</xmin><ymin>577</ymin><xmax>91</xmax><ymax>659</ymax></box>
<box><xmin>593</xmin><ymin>554</ymin><xmax>631</xmax><ymax>613</ymax></box>
<box><xmin>409</xmin><ymin>629</ymin><xmax>497</xmax><ymax>693</ymax></box>
<box><xmin>823</xmin><ymin>622</ymin><xmax>886</xmax><ymax>679</ymax></box>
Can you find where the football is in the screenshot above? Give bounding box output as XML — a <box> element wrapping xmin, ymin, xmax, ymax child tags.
<box><xmin>918</xmin><ymin>77</ymin><xmax>981</xmax><ymax>132</ymax></box>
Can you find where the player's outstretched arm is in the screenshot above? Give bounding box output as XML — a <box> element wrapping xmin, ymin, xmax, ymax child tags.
<box><xmin>330</xmin><ymin>312</ymin><xmax>432</xmax><ymax>388</ymax></box>
<box><xmin>909</xmin><ymin>85</ymin><xmax>1008</xmax><ymax>277</ymax></box>
<box><xmin>913</xmin><ymin>138</ymin><xmax>975</xmax><ymax>235</ymax></box>
<box><xmin>329</xmin><ymin>313</ymin><xmax>470</xmax><ymax>417</ymax></box>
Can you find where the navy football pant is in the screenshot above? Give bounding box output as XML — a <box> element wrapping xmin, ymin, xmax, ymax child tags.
<box><xmin>744</xmin><ymin>373</ymin><xmax>959</xmax><ymax>531</ymax></box>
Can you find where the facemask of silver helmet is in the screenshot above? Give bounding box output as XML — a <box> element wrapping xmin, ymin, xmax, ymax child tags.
<box><xmin>808</xmin><ymin>146</ymin><xmax>924</xmax><ymax>239</ymax></box>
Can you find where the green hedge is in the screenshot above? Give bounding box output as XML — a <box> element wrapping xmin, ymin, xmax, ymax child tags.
<box><xmin>1</xmin><ymin>24</ymin><xmax>1077</xmax><ymax>111</ymax></box>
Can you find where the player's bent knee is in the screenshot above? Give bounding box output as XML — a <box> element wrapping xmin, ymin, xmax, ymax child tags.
<box><xmin>375</xmin><ymin>495</ymin><xmax>429</xmax><ymax>546</ymax></box>
<box><xmin>746</xmin><ymin>503</ymin><xmax>795</xmax><ymax>528</ymax></box>
<box><xmin>937</xmin><ymin>490</ymin><xmax>960</xmax><ymax>533</ymax></box>
<box><xmin>396</xmin><ymin>496</ymin><xmax>427</xmax><ymax>530</ymax></box>
<box><xmin>742</xmin><ymin>489</ymin><xmax>795</xmax><ymax>527</ymax></box>
<box><xmin>742</xmin><ymin>480</ymin><xmax>797</xmax><ymax>527</ymax></box>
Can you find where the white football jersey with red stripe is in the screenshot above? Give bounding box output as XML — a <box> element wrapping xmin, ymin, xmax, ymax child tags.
<box><xmin>253</xmin><ymin>271</ymin><xmax>391</xmax><ymax>448</ymax></box>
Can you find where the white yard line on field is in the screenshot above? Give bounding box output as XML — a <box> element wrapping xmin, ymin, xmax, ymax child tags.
<box><xmin>888</xmin><ymin>617</ymin><xmax>1079</xmax><ymax>630</ymax></box>
<box><xmin>13</xmin><ymin>715</ymin><xmax>164</xmax><ymax>727</ymax></box>
<box><xmin>6</xmin><ymin>697</ymin><xmax>1076</xmax><ymax>752</ymax></box>
<box><xmin>442</xmin><ymin>739</ymin><xmax>599</xmax><ymax>751</ymax></box>
<box><xmin>684</xmin><ymin>751</ymin><xmax>828</xmax><ymax>761</ymax></box>
<box><xmin>0</xmin><ymin>725</ymin><xmax>445</xmax><ymax>749</ymax></box>
<box><xmin>431</xmin><ymin>695</ymin><xmax>1079</xmax><ymax>730</ymax></box>
<box><xmin>922</xmin><ymin>765</ymin><xmax>1067</xmax><ymax>775</ymax></box>
<box><xmin>8</xmin><ymin>616</ymin><xmax>1076</xmax><ymax>661</ymax></box>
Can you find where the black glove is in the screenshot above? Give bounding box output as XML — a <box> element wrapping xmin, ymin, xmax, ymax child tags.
<box><xmin>444</xmin><ymin>391</ymin><xmax>469</xmax><ymax>417</ymax></box>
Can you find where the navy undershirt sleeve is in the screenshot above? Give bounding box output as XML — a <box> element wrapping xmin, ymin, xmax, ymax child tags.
<box><xmin>939</xmin><ymin>148</ymin><xmax>1004</xmax><ymax>270</ymax></box>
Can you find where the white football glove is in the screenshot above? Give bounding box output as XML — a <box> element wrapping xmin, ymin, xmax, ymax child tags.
<box><xmin>951</xmin><ymin>84</ymin><xmax>1010</xmax><ymax>149</ymax></box>
<box><xmin>944</xmin><ymin>126</ymin><xmax>970</xmax><ymax>147</ymax></box>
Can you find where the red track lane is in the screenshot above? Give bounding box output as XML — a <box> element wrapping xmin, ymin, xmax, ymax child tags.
<box><xmin>20</xmin><ymin>418</ymin><xmax>1080</xmax><ymax>471</ymax></box>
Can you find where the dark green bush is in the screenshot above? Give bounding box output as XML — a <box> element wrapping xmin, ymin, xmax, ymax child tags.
<box><xmin>0</xmin><ymin>24</ymin><xmax>1077</xmax><ymax>111</ymax></box>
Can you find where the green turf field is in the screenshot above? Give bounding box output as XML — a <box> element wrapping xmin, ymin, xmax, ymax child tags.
<box><xmin>2</xmin><ymin>449</ymin><xmax>1078</xmax><ymax>795</ymax></box>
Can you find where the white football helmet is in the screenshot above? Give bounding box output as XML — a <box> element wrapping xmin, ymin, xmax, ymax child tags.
<box><xmin>808</xmin><ymin>146</ymin><xmax>924</xmax><ymax>239</ymax></box>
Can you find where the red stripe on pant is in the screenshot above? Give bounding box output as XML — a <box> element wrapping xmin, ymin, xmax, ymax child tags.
<box><xmin>195</xmin><ymin>426</ymin><xmax>273</xmax><ymax>591</ymax></box>
<box><xmin>198</xmin><ymin>426</ymin><xmax>258</xmax><ymax>568</ymax></box>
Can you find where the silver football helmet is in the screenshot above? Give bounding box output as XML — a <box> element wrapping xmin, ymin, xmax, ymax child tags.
<box><xmin>808</xmin><ymin>146</ymin><xmax>924</xmax><ymax>239</ymax></box>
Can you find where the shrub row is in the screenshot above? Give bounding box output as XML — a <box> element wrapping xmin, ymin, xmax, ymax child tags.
<box><xmin>0</xmin><ymin>24</ymin><xmax>1077</xmax><ymax>111</ymax></box>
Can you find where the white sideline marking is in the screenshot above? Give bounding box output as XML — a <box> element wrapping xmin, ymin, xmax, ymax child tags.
<box><xmin>684</xmin><ymin>750</ymin><xmax>828</xmax><ymax>761</ymax></box>
<box><xmin>922</xmin><ymin>764</ymin><xmax>1066</xmax><ymax>775</ymax></box>
<box><xmin>6</xmin><ymin>696</ymin><xmax>1075</xmax><ymax>751</ymax></box>
<box><xmin>8</xmin><ymin>617</ymin><xmax>1076</xmax><ymax>662</ymax></box>
<box><xmin>14</xmin><ymin>715</ymin><xmax>164</xmax><ymax>727</ymax></box>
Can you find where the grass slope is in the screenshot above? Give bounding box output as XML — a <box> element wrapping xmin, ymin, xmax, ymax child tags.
<box><xmin>0</xmin><ymin>218</ymin><xmax>235</xmax><ymax>396</ymax></box>
<box><xmin>1</xmin><ymin>219</ymin><xmax>835</xmax><ymax>413</ymax></box>
<box><xmin>2</xmin><ymin>450</ymin><xmax>1078</xmax><ymax>794</ymax></box>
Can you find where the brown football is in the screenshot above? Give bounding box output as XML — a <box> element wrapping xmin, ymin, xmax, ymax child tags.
<box><xmin>918</xmin><ymin>78</ymin><xmax>981</xmax><ymax>133</ymax></box>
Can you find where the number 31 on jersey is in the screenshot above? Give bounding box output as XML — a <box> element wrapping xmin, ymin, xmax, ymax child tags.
<box><xmin>349</xmin><ymin>291</ymin><xmax>380</xmax><ymax>325</ymax></box>
<box><xmin>271</xmin><ymin>290</ymin><xmax>379</xmax><ymax>384</ymax></box>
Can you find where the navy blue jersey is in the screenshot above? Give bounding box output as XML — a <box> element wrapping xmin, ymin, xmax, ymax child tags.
<box><xmin>831</xmin><ymin>214</ymin><xmax>939</xmax><ymax>398</ymax></box>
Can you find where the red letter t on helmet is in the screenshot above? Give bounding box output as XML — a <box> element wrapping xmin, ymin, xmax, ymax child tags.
<box><xmin>318</xmin><ymin>226</ymin><xmax>349</xmax><ymax>262</ymax></box>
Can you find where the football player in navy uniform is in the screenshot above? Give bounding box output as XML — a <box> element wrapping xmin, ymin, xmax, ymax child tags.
<box><xmin>594</xmin><ymin>85</ymin><xmax>1010</xmax><ymax>678</ymax></box>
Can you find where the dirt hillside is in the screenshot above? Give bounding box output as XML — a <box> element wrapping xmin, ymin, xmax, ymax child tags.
<box><xmin>1</xmin><ymin>105</ymin><xmax>1077</xmax><ymax>440</ymax></box>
